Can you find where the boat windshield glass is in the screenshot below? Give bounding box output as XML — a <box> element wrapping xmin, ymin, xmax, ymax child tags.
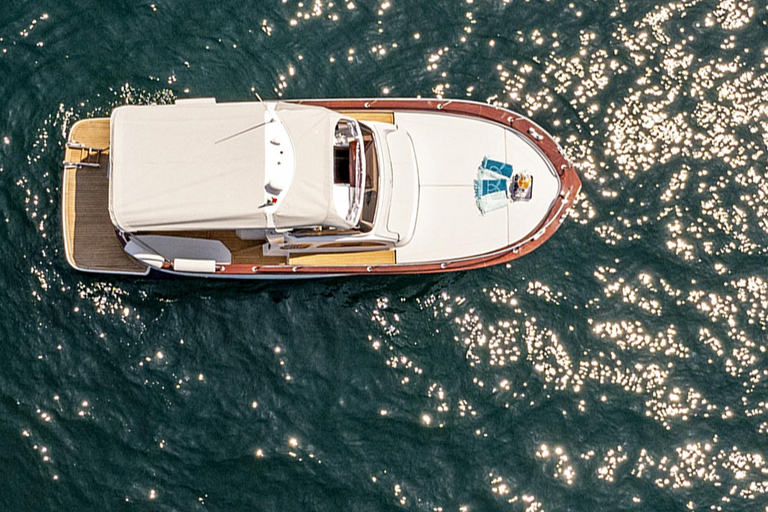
<box><xmin>292</xmin><ymin>118</ymin><xmax>379</xmax><ymax>236</ymax></box>
<box><xmin>359</xmin><ymin>123</ymin><xmax>378</xmax><ymax>232</ymax></box>
<box><xmin>332</xmin><ymin>119</ymin><xmax>365</xmax><ymax>226</ymax></box>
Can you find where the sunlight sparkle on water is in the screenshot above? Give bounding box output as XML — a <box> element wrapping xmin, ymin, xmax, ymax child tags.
<box><xmin>8</xmin><ymin>0</ymin><xmax>768</xmax><ymax>509</ymax></box>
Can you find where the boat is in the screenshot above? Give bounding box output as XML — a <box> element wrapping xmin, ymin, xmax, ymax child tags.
<box><xmin>61</xmin><ymin>98</ymin><xmax>581</xmax><ymax>278</ymax></box>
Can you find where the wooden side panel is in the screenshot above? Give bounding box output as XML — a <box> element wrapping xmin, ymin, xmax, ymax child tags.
<box><xmin>341</xmin><ymin>111</ymin><xmax>395</xmax><ymax>124</ymax></box>
<box><xmin>62</xmin><ymin>167</ymin><xmax>77</xmax><ymax>259</ymax></box>
<box><xmin>289</xmin><ymin>250</ymin><xmax>396</xmax><ymax>266</ymax></box>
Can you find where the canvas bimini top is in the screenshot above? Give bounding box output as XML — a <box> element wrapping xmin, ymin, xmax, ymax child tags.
<box><xmin>108</xmin><ymin>101</ymin><xmax>353</xmax><ymax>232</ymax></box>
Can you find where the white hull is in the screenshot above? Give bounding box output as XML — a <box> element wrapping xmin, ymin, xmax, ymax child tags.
<box><xmin>62</xmin><ymin>98</ymin><xmax>581</xmax><ymax>278</ymax></box>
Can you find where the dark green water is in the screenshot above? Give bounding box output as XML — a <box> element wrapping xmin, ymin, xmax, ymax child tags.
<box><xmin>2</xmin><ymin>1</ymin><xmax>768</xmax><ymax>510</ymax></box>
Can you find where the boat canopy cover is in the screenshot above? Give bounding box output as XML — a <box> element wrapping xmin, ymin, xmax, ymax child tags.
<box><xmin>108</xmin><ymin>101</ymin><xmax>351</xmax><ymax>232</ymax></box>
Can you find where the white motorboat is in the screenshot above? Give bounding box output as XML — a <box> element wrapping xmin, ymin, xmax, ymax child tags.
<box><xmin>61</xmin><ymin>98</ymin><xmax>581</xmax><ymax>278</ymax></box>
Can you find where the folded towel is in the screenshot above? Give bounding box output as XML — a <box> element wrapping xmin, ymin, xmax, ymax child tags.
<box><xmin>481</xmin><ymin>157</ymin><xmax>513</xmax><ymax>178</ymax></box>
<box><xmin>473</xmin><ymin>156</ymin><xmax>515</xmax><ymax>214</ymax></box>
<box><xmin>475</xmin><ymin>190</ymin><xmax>508</xmax><ymax>215</ymax></box>
<box><xmin>476</xmin><ymin>167</ymin><xmax>508</xmax><ymax>181</ymax></box>
<box><xmin>474</xmin><ymin>178</ymin><xmax>507</xmax><ymax>197</ymax></box>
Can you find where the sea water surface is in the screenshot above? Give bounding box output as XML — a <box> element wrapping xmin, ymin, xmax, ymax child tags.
<box><xmin>1</xmin><ymin>1</ymin><xmax>768</xmax><ymax>511</ymax></box>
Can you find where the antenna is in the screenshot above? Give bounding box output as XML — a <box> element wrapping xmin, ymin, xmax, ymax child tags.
<box><xmin>215</xmin><ymin>119</ymin><xmax>274</xmax><ymax>144</ymax></box>
<box><xmin>253</xmin><ymin>90</ymin><xmax>276</xmax><ymax>123</ymax></box>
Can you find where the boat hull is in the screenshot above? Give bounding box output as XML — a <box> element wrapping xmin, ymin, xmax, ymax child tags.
<box><xmin>61</xmin><ymin>98</ymin><xmax>581</xmax><ymax>278</ymax></box>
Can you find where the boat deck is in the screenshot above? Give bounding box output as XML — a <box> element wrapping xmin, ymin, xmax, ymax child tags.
<box><xmin>63</xmin><ymin>121</ymin><xmax>148</xmax><ymax>274</ymax></box>
<box><xmin>392</xmin><ymin>111</ymin><xmax>561</xmax><ymax>264</ymax></box>
<box><xmin>63</xmin><ymin>116</ymin><xmax>396</xmax><ymax>274</ymax></box>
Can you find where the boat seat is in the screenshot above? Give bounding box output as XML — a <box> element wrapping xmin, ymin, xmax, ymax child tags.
<box><xmin>130</xmin><ymin>235</ymin><xmax>232</xmax><ymax>265</ymax></box>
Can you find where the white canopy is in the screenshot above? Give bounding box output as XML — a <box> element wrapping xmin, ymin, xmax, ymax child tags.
<box><xmin>108</xmin><ymin>100</ymin><xmax>352</xmax><ymax>232</ymax></box>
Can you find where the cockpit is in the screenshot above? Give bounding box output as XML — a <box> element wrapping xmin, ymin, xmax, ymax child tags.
<box><xmin>332</xmin><ymin>119</ymin><xmax>366</xmax><ymax>227</ymax></box>
<box><xmin>332</xmin><ymin>118</ymin><xmax>379</xmax><ymax>233</ymax></box>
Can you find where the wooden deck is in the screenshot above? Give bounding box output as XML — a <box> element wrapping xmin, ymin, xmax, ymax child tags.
<box><xmin>288</xmin><ymin>250</ymin><xmax>395</xmax><ymax>266</ymax></box>
<box><xmin>342</xmin><ymin>111</ymin><xmax>395</xmax><ymax>124</ymax></box>
<box><xmin>63</xmin><ymin>119</ymin><xmax>148</xmax><ymax>274</ymax></box>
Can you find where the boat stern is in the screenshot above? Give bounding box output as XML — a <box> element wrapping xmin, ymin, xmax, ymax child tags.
<box><xmin>61</xmin><ymin>118</ymin><xmax>149</xmax><ymax>275</ymax></box>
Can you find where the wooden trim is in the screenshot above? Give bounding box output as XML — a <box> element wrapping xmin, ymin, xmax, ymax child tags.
<box><xmin>62</xmin><ymin>167</ymin><xmax>77</xmax><ymax>260</ymax></box>
<box><xmin>289</xmin><ymin>250</ymin><xmax>395</xmax><ymax>266</ymax></box>
<box><xmin>341</xmin><ymin>111</ymin><xmax>395</xmax><ymax>124</ymax></box>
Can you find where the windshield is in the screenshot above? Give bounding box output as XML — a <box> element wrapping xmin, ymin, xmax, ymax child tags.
<box><xmin>332</xmin><ymin>118</ymin><xmax>366</xmax><ymax>226</ymax></box>
<box><xmin>358</xmin><ymin>123</ymin><xmax>378</xmax><ymax>231</ymax></box>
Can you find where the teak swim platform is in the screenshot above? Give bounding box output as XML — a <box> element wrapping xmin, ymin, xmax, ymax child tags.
<box><xmin>62</xmin><ymin>98</ymin><xmax>581</xmax><ymax>278</ymax></box>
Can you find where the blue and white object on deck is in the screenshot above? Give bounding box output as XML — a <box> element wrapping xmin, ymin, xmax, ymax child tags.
<box><xmin>474</xmin><ymin>157</ymin><xmax>534</xmax><ymax>214</ymax></box>
<box><xmin>481</xmin><ymin>157</ymin><xmax>513</xmax><ymax>178</ymax></box>
<box><xmin>474</xmin><ymin>157</ymin><xmax>513</xmax><ymax>215</ymax></box>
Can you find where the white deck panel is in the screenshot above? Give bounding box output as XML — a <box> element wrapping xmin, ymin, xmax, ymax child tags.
<box><xmin>391</xmin><ymin>110</ymin><xmax>561</xmax><ymax>264</ymax></box>
<box><xmin>395</xmin><ymin>186</ymin><xmax>508</xmax><ymax>263</ymax></box>
<box><xmin>394</xmin><ymin>112</ymin><xmax>506</xmax><ymax>186</ymax></box>
<box><xmin>505</xmin><ymin>130</ymin><xmax>561</xmax><ymax>244</ymax></box>
<box><xmin>386</xmin><ymin>129</ymin><xmax>419</xmax><ymax>243</ymax></box>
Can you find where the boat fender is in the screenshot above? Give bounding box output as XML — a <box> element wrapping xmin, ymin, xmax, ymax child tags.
<box><xmin>173</xmin><ymin>258</ymin><xmax>217</xmax><ymax>274</ymax></box>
